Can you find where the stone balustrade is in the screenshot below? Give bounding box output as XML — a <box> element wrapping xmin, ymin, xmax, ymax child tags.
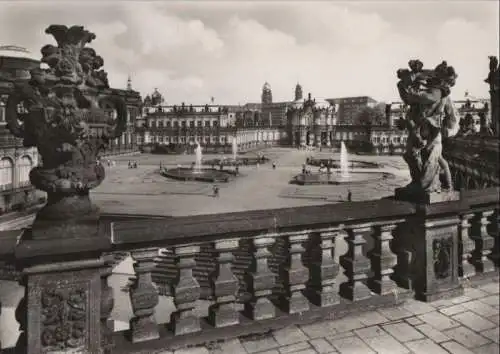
<box><xmin>0</xmin><ymin>188</ymin><xmax>498</xmax><ymax>353</ymax></box>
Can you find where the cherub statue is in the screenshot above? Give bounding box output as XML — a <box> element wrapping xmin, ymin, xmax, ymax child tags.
<box><xmin>396</xmin><ymin>60</ymin><xmax>459</xmax><ymax>196</ymax></box>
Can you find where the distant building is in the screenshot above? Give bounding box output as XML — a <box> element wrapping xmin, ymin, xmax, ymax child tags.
<box><xmin>452</xmin><ymin>91</ymin><xmax>489</xmax><ymax>133</ymax></box>
<box><xmin>0</xmin><ymin>45</ymin><xmax>41</xmax><ymax>214</ymax></box>
<box><xmin>326</xmin><ymin>96</ymin><xmax>377</xmax><ymax>125</ymax></box>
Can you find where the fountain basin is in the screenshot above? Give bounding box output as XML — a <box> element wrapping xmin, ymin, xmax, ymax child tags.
<box><xmin>292</xmin><ymin>171</ymin><xmax>394</xmax><ymax>185</ymax></box>
<box><xmin>161</xmin><ymin>168</ymin><xmax>236</xmax><ymax>183</ymax></box>
<box><xmin>203</xmin><ymin>156</ymin><xmax>269</xmax><ymax>166</ymax></box>
<box><xmin>307</xmin><ymin>158</ymin><xmax>380</xmax><ymax>169</ymax></box>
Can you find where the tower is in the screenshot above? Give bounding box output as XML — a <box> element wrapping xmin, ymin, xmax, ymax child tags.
<box><xmin>127</xmin><ymin>75</ymin><xmax>132</xmax><ymax>91</ymax></box>
<box><xmin>295</xmin><ymin>83</ymin><xmax>303</xmax><ymax>101</ymax></box>
<box><xmin>261</xmin><ymin>82</ymin><xmax>273</xmax><ymax>104</ymax></box>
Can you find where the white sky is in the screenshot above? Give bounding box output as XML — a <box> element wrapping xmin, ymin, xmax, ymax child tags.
<box><xmin>0</xmin><ymin>1</ymin><xmax>498</xmax><ymax>104</ymax></box>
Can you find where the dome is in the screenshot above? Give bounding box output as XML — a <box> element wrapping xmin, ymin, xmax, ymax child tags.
<box><xmin>0</xmin><ymin>45</ymin><xmax>37</xmax><ymax>60</ymax></box>
<box><xmin>314</xmin><ymin>98</ymin><xmax>332</xmax><ymax>109</ymax></box>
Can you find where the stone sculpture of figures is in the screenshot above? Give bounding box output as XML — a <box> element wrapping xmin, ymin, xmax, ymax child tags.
<box><xmin>396</xmin><ymin>60</ymin><xmax>460</xmax><ymax>196</ymax></box>
<box><xmin>485</xmin><ymin>56</ymin><xmax>499</xmax><ymax>135</ymax></box>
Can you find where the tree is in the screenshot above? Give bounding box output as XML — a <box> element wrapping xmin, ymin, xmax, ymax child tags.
<box><xmin>356</xmin><ymin>103</ymin><xmax>387</xmax><ymax>126</ymax></box>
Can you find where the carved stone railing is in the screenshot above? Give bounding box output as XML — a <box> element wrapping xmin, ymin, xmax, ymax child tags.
<box><xmin>1</xmin><ymin>188</ymin><xmax>498</xmax><ymax>353</ymax></box>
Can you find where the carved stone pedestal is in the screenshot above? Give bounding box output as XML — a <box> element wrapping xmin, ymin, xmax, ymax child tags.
<box><xmin>15</xmin><ymin>227</ymin><xmax>110</xmax><ymax>354</ymax></box>
<box><xmin>397</xmin><ymin>191</ymin><xmax>465</xmax><ymax>302</ymax></box>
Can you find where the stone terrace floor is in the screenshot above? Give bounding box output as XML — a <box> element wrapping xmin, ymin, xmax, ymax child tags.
<box><xmin>164</xmin><ymin>281</ymin><xmax>500</xmax><ymax>354</ymax></box>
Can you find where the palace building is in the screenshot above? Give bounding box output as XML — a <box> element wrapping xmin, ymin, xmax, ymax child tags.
<box><xmin>0</xmin><ymin>45</ymin><xmax>41</xmax><ymax>214</ymax></box>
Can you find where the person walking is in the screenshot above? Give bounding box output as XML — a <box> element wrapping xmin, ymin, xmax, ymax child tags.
<box><xmin>213</xmin><ymin>184</ymin><xmax>220</xmax><ymax>198</ymax></box>
<box><xmin>272</xmin><ymin>162</ymin><xmax>276</xmax><ymax>170</ymax></box>
<box><xmin>347</xmin><ymin>189</ymin><xmax>352</xmax><ymax>202</ymax></box>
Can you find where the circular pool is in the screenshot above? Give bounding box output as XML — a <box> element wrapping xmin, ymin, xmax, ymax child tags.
<box><xmin>161</xmin><ymin>168</ymin><xmax>236</xmax><ymax>183</ymax></box>
<box><xmin>292</xmin><ymin>171</ymin><xmax>394</xmax><ymax>185</ymax></box>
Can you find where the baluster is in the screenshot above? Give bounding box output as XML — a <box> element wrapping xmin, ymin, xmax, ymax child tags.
<box><xmin>470</xmin><ymin>210</ymin><xmax>495</xmax><ymax>273</ymax></box>
<box><xmin>101</xmin><ymin>253</ymin><xmax>115</xmax><ymax>353</ymax></box>
<box><xmin>391</xmin><ymin>223</ymin><xmax>413</xmax><ymax>290</ymax></box>
<box><xmin>459</xmin><ymin>213</ymin><xmax>475</xmax><ymax>278</ymax></box>
<box><xmin>245</xmin><ymin>236</ymin><xmax>276</xmax><ymax>320</ymax></box>
<box><xmin>369</xmin><ymin>224</ymin><xmax>398</xmax><ymax>295</ymax></box>
<box><xmin>281</xmin><ymin>231</ymin><xmax>309</xmax><ymax>314</ymax></box>
<box><xmin>129</xmin><ymin>248</ymin><xmax>160</xmax><ymax>343</ymax></box>
<box><xmin>209</xmin><ymin>239</ymin><xmax>240</xmax><ymax>327</ymax></box>
<box><xmin>171</xmin><ymin>245</ymin><xmax>201</xmax><ymax>335</ymax></box>
<box><xmin>309</xmin><ymin>228</ymin><xmax>340</xmax><ymax>307</ymax></box>
<box><xmin>340</xmin><ymin>225</ymin><xmax>372</xmax><ymax>301</ymax></box>
<box><xmin>488</xmin><ymin>210</ymin><xmax>500</xmax><ymax>267</ymax></box>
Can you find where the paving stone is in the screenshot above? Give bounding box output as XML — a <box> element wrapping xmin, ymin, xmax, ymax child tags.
<box><xmin>273</xmin><ymin>326</ymin><xmax>309</xmax><ymax>346</ymax></box>
<box><xmin>357</xmin><ymin>311</ymin><xmax>389</xmax><ymax>325</ymax></box>
<box><xmin>289</xmin><ymin>350</ymin><xmax>317</xmax><ymax>354</ymax></box>
<box><xmin>417</xmin><ymin>311</ymin><xmax>460</xmax><ymax>331</ymax></box>
<box><xmin>462</xmin><ymin>299</ymin><xmax>499</xmax><ymax>317</ymax></box>
<box><xmin>382</xmin><ymin>322</ymin><xmax>425</xmax><ymax>342</ymax></box>
<box><xmin>478</xmin><ymin>283</ymin><xmax>500</xmax><ymax>295</ymax></box>
<box><xmin>329</xmin><ymin>316</ymin><xmax>365</xmax><ymax>333</ymax></box>
<box><xmin>325</xmin><ymin>331</ymin><xmax>355</xmax><ymax>342</ymax></box>
<box><xmin>256</xmin><ymin>351</ymin><xmax>279</xmax><ymax>354</ymax></box>
<box><xmin>209</xmin><ymin>339</ymin><xmax>246</xmax><ymax>354</ymax></box>
<box><xmin>401</xmin><ymin>300</ymin><xmax>435</xmax><ymax>315</ymax></box>
<box><xmin>473</xmin><ymin>343</ymin><xmax>500</xmax><ymax>354</ymax></box>
<box><xmin>242</xmin><ymin>336</ymin><xmax>279</xmax><ymax>354</ymax></box>
<box><xmin>481</xmin><ymin>327</ymin><xmax>500</xmax><ymax>343</ymax></box>
<box><xmin>309</xmin><ymin>338</ymin><xmax>336</xmax><ymax>353</ymax></box>
<box><xmin>441</xmin><ymin>340</ymin><xmax>476</xmax><ymax>354</ymax></box>
<box><xmin>451</xmin><ymin>295</ymin><xmax>473</xmax><ymax>304</ymax></box>
<box><xmin>439</xmin><ymin>303</ymin><xmax>468</xmax><ymax>316</ymax></box>
<box><xmin>451</xmin><ymin>311</ymin><xmax>497</xmax><ymax>331</ymax></box>
<box><xmin>414</xmin><ymin>324</ymin><xmax>450</xmax><ymax>343</ymax></box>
<box><xmin>362</xmin><ymin>335</ymin><xmax>410</xmax><ymax>354</ymax></box>
<box><xmin>464</xmin><ymin>287</ymin><xmax>489</xmax><ymax>299</ymax></box>
<box><xmin>377</xmin><ymin>306</ymin><xmax>413</xmax><ymax>321</ymax></box>
<box><xmin>431</xmin><ymin>298</ymin><xmax>455</xmax><ymax>308</ymax></box>
<box><xmin>443</xmin><ymin>325</ymin><xmax>491</xmax><ymax>349</ymax></box>
<box><xmin>405</xmin><ymin>339</ymin><xmax>448</xmax><ymax>354</ymax></box>
<box><xmin>487</xmin><ymin>315</ymin><xmax>500</xmax><ymax>325</ymax></box>
<box><xmin>328</xmin><ymin>335</ymin><xmax>375</xmax><ymax>354</ymax></box>
<box><xmin>300</xmin><ymin>320</ymin><xmax>337</xmax><ymax>339</ymax></box>
<box><xmin>278</xmin><ymin>341</ymin><xmax>312</xmax><ymax>354</ymax></box>
<box><xmin>174</xmin><ymin>348</ymin><xmax>209</xmax><ymax>354</ymax></box>
<box><xmin>354</xmin><ymin>325</ymin><xmax>385</xmax><ymax>339</ymax></box>
<box><xmin>479</xmin><ymin>295</ymin><xmax>500</xmax><ymax>307</ymax></box>
<box><xmin>405</xmin><ymin>316</ymin><xmax>424</xmax><ymax>326</ymax></box>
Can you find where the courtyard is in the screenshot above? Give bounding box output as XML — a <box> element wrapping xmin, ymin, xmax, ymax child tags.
<box><xmin>92</xmin><ymin>147</ymin><xmax>411</xmax><ymax>217</ymax></box>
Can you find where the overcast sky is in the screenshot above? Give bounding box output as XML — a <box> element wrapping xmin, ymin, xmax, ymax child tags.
<box><xmin>0</xmin><ymin>1</ymin><xmax>498</xmax><ymax>104</ymax></box>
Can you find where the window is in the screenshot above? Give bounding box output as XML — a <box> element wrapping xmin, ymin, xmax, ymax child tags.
<box><xmin>213</xmin><ymin>120</ymin><xmax>218</xmax><ymax>127</ymax></box>
<box><xmin>205</xmin><ymin>121</ymin><xmax>210</xmax><ymax>127</ymax></box>
<box><xmin>197</xmin><ymin>121</ymin><xmax>202</xmax><ymax>127</ymax></box>
<box><xmin>0</xmin><ymin>106</ymin><xmax>5</xmax><ymax>123</ymax></box>
<box><xmin>158</xmin><ymin>121</ymin><xmax>164</xmax><ymax>128</ymax></box>
<box><xmin>166</xmin><ymin>121</ymin><xmax>171</xmax><ymax>127</ymax></box>
<box><xmin>181</xmin><ymin>121</ymin><xmax>186</xmax><ymax>128</ymax></box>
<box><xmin>190</xmin><ymin>121</ymin><xmax>195</xmax><ymax>128</ymax></box>
<box><xmin>0</xmin><ymin>158</ymin><xmax>14</xmax><ymax>188</ymax></box>
<box><xmin>174</xmin><ymin>121</ymin><xmax>179</xmax><ymax>128</ymax></box>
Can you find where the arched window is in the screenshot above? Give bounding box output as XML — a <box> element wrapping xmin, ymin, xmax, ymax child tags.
<box><xmin>0</xmin><ymin>157</ymin><xmax>14</xmax><ymax>189</ymax></box>
<box><xmin>18</xmin><ymin>155</ymin><xmax>32</xmax><ymax>186</ymax></box>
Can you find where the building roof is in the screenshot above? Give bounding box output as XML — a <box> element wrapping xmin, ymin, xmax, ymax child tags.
<box><xmin>0</xmin><ymin>45</ymin><xmax>38</xmax><ymax>60</ymax></box>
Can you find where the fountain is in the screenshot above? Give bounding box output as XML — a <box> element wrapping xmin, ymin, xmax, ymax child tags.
<box><xmin>232</xmin><ymin>138</ymin><xmax>238</xmax><ymax>161</ymax></box>
<box><xmin>340</xmin><ymin>141</ymin><xmax>350</xmax><ymax>179</ymax></box>
<box><xmin>194</xmin><ymin>142</ymin><xmax>203</xmax><ymax>174</ymax></box>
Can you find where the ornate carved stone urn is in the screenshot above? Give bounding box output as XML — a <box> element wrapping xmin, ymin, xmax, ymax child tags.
<box><xmin>6</xmin><ymin>25</ymin><xmax>127</xmax><ymax>238</ymax></box>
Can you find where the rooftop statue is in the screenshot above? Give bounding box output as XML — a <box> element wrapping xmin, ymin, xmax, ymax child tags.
<box><xmin>396</xmin><ymin>60</ymin><xmax>460</xmax><ymax>200</ymax></box>
<box><xmin>6</xmin><ymin>25</ymin><xmax>127</xmax><ymax>238</ymax></box>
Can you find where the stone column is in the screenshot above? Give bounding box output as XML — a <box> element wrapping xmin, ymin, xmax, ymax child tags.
<box><xmin>458</xmin><ymin>213</ymin><xmax>475</xmax><ymax>278</ymax></box>
<box><xmin>369</xmin><ymin>223</ymin><xmax>399</xmax><ymax>295</ymax></box>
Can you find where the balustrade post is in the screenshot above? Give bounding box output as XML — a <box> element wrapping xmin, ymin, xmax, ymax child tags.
<box><xmin>14</xmin><ymin>236</ymin><xmax>108</xmax><ymax>354</ymax></box>
<box><xmin>100</xmin><ymin>253</ymin><xmax>115</xmax><ymax>353</ymax></box>
<box><xmin>171</xmin><ymin>245</ymin><xmax>201</xmax><ymax>336</ymax></box>
<box><xmin>309</xmin><ymin>228</ymin><xmax>340</xmax><ymax>307</ymax></box>
<box><xmin>209</xmin><ymin>239</ymin><xmax>240</xmax><ymax>328</ymax></box>
<box><xmin>470</xmin><ymin>210</ymin><xmax>496</xmax><ymax>273</ymax></box>
<box><xmin>129</xmin><ymin>248</ymin><xmax>160</xmax><ymax>343</ymax></box>
<box><xmin>340</xmin><ymin>225</ymin><xmax>372</xmax><ymax>301</ymax></box>
<box><xmin>369</xmin><ymin>223</ymin><xmax>398</xmax><ymax>295</ymax></box>
<box><xmin>458</xmin><ymin>213</ymin><xmax>475</xmax><ymax>278</ymax></box>
<box><xmin>413</xmin><ymin>207</ymin><xmax>463</xmax><ymax>302</ymax></box>
<box><xmin>280</xmin><ymin>231</ymin><xmax>310</xmax><ymax>314</ymax></box>
<box><xmin>489</xmin><ymin>210</ymin><xmax>500</xmax><ymax>267</ymax></box>
<box><xmin>245</xmin><ymin>236</ymin><xmax>276</xmax><ymax>320</ymax></box>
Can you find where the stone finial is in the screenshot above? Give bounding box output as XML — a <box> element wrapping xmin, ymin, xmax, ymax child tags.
<box><xmin>5</xmin><ymin>25</ymin><xmax>127</xmax><ymax>237</ymax></box>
